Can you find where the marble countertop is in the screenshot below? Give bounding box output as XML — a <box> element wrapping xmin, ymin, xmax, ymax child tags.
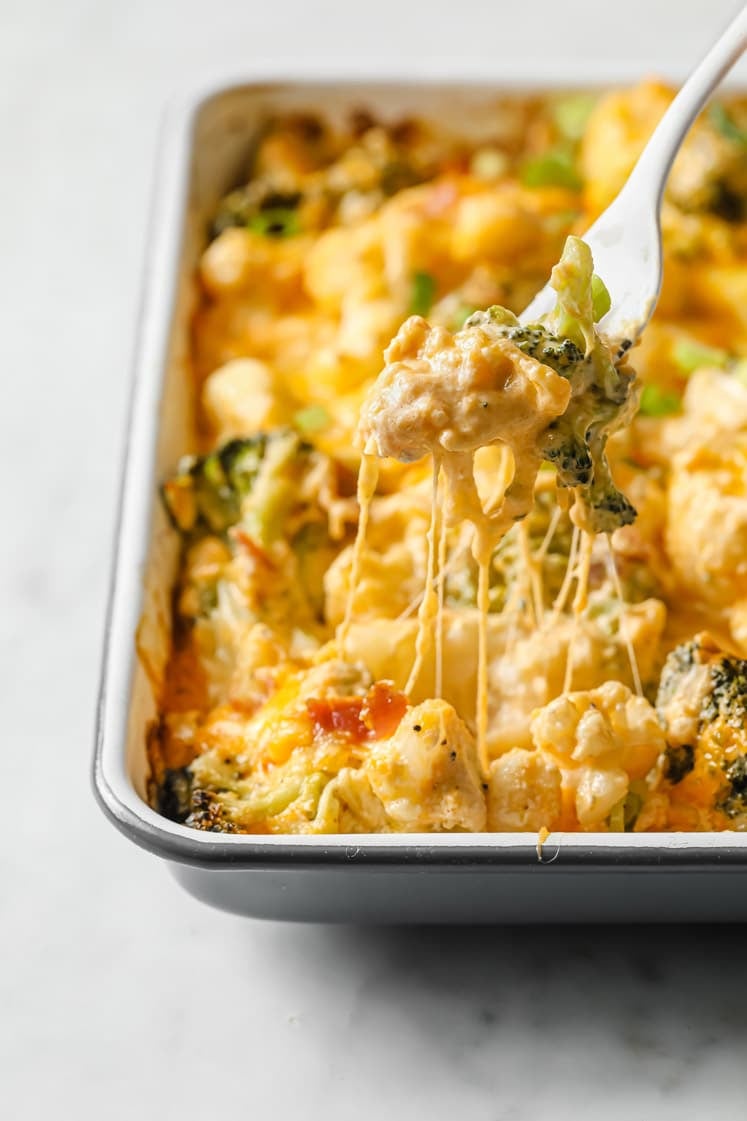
<box><xmin>4</xmin><ymin>0</ymin><xmax>747</xmax><ymax>1115</ymax></box>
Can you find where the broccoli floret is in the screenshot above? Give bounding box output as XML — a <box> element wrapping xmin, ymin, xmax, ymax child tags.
<box><xmin>656</xmin><ymin>636</ymin><xmax>747</xmax><ymax>820</ymax></box>
<box><xmin>663</xmin><ymin>743</ymin><xmax>695</xmax><ymax>784</ymax></box>
<box><xmin>719</xmin><ymin>757</ymin><xmax>747</xmax><ymax>819</ymax></box>
<box><xmin>186</xmin><ymin>789</ymin><xmax>236</xmax><ymax>833</ymax></box>
<box><xmin>541</xmin><ymin>425</ymin><xmax>593</xmax><ymax>485</ymax></box>
<box><xmin>161</xmin><ymin>435</ymin><xmax>269</xmax><ymax>534</ymax></box>
<box><xmin>161</xmin><ymin>430</ymin><xmax>310</xmax><ymax>539</ymax></box>
<box><xmin>657</xmin><ymin>638</ymin><xmax>747</xmax><ymax>732</ymax></box>
<box><xmin>702</xmin><ymin>657</ymin><xmax>747</xmax><ymax>729</ymax></box>
<box><xmin>503</xmin><ymin>324</ymin><xmax>585</xmax><ymax>373</ymax></box>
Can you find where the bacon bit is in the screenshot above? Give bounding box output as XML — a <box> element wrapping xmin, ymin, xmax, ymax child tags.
<box><xmin>231</xmin><ymin>529</ymin><xmax>276</xmax><ymax>569</ymax></box>
<box><xmin>306</xmin><ymin>697</ymin><xmax>368</xmax><ymax>740</ymax></box>
<box><xmin>307</xmin><ymin>683</ymin><xmax>408</xmax><ymax>743</ymax></box>
<box><xmin>361</xmin><ymin>681</ymin><xmax>408</xmax><ymax>739</ymax></box>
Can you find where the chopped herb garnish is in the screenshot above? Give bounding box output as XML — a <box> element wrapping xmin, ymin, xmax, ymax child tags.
<box><xmin>709</xmin><ymin>103</ymin><xmax>747</xmax><ymax>147</ymax></box>
<box><xmin>470</xmin><ymin>147</ymin><xmax>509</xmax><ymax>180</ymax></box>
<box><xmin>552</xmin><ymin>93</ymin><xmax>597</xmax><ymax>142</ymax></box>
<box><xmin>409</xmin><ymin>271</ymin><xmax>437</xmax><ymax>317</ymax></box>
<box><xmin>520</xmin><ymin>148</ymin><xmax>582</xmax><ymax>191</ymax></box>
<box><xmin>673</xmin><ymin>339</ymin><xmax>729</xmax><ymax>374</ymax></box>
<box><xmin>248</xmin><ymin>207</ymin><xmax>301</xmax><ymax>237</ymax></box>
<box><xmin>639</xmin><ymin>384</ymin><xmax>681</xmax><ymax>418</ymax></box>
<box><xmin>294</xmin><ymin>405</ymin><xmax>330</xmax><ymax>435</ymax></box>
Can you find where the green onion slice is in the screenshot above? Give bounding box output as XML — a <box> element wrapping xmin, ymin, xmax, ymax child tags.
<box><xmin>520</xmin><ymin>148</ymin><xmax>582</xmax><ymax>191</ymax></box>
<box><xmin>591</xmin><ymin>274</ymin><xmax>611</xmax><ymax>323</ymax></box>
<box><xmin>709</xmin><ymin>103</ymin><xmax>747</xmax><ymax>146</ymax></box>
<box><xmin>639</xmin><ymin>384</ymin><xmax>681</xmax><ymax>417</ymax></box>
<box><xmin>294</xmin><ymin>405</ymin><xmax>330</xmax><ymax>435</ymax></box>
<box><xmin>248</xmin><ymin>208</ymin><xmax>301</xmax><ymax>237</ymax></box>
<box><xmin>673</xmin><ymin>339</ymin><xmax>729</xmax><ymax>374</ymax></box>
<box><xmin>409</xmin><ymin>271</ymin><xmax>437</xmax><ymax>317</ymax></box>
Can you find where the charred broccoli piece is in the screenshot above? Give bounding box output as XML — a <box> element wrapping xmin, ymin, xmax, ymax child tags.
<box><xmin>720</xmin><ymin>757</ymin><xmax>747</xmax><ymax>819</ymax></box>
<box><xmin>662</xmin><ymin>743</ymin><xmax>695</xmax><ymax>785</ymax></box>
<box><xmin>657</xmin><ymin>637</ymin><xmax>747</xmax><ymax>732</ymax></box>
<box><xmin>156</xmin><ymin>766</ymin><xmax>193</xmax><ymax>823</ymax></box>
<box><xmin>212</xmin><ymin>187</ymin><xmax>303</xmax><ymax>239</ymax></box>
<box><xmin>154</xmin><ymin>764</ymin><xmax>236</xmax><ymax>832</ymax></box>
<box><xmin>656</xmin><ymin>635</ymin><xmax>747</xmax><ymax>821</ymax></box>
<box><xmin>702</xmin><ymin>656</ymin><xmax>747</xmax><ymax>730</ymax></box>
<box><xmin>187</xmin><ymin>789</ymin><xmax>236</xmax><ymax>833</ymax></box>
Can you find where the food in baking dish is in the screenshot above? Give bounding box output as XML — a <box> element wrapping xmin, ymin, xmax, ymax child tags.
<box><xmin>149</xmin><ymin>82</ymin><xmax>747</xmax><ymax>835</ymax></box>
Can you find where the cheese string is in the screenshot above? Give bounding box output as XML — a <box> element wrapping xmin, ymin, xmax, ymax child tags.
<box><xmin>550</xmin><ymin>523</ymin><xmax>581</xmax><ymax>623</ymax></box>
<box><xmin>535</xmin><ymin>503</ymin><xmax>562</xmax><ymax>562</ymax></box>
<box><xmin>339</xmin><ymin>448</ymin><xmax>379</xmax><ymax>650</ymax></box>
<box><xmin>435</xmin><ymin>467</ymin><xmax>447</xmax><ymax>700</ymax></box>
<box><xmin>604</xmin><ymin>534</ymin><xmax>643</xmax><ymax>697</ymax></box>
<box><xmin>405</xmin><ymin>455</ymin><xmax>441</xmax><ymax>696</ymax></box>
<box><xmin>563</xmin><ymin>531</ymin><xmax>594</xmax><ymax>694</ymax></box>
<box><xmin>519</xmin><ymin>519</ymin><xmax>544</xmax><ymax>626</ymax></box>
<box><xmin>475</xmin><ymin>529</ymin><xmax>491</xmax><ymax>778</ymax></box>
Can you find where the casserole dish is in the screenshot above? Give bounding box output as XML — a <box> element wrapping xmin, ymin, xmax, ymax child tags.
<box><xmin>93</xmin><ymin>76</ymin><xmax>747</xmax><ymax>922</ymax></box>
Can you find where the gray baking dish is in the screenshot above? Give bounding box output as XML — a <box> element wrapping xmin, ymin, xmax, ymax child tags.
<box><xmin>93</xmin><ymin>75</ymin><xmax>747</xmax><ymax>922</ymax></box>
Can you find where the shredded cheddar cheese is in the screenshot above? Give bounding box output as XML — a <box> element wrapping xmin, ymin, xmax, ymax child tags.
<box><xmin>149</xmin><ymin>87</ymin><xmax>747</xmax><ymax>835</ymax></box>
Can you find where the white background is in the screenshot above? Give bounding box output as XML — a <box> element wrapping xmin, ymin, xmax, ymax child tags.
<box><xmin>3</xmin><ymin>0</ymin><xmax>747</xmax><ymax>1117</ymax></box>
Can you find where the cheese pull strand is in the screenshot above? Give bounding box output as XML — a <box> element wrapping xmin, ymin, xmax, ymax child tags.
<box><xmin>339</xmin><ymin>449</ymin><xmax>379</xmax><ymax>649</ymax></box>
<box><xmin>468</xmin><ymin>523</ymin><xmax>494</xmax><ymax>777</ymax></box>
<box><xmin>406</xmin><ymin>456</ymin><xmax>441</xmax><ymax>696</ymax></box>
<box><xmin>563</xmin><ymin>531</ymin><xmax>594</xmax><ymax>694</ymax></box>
<box><xmin>605</xmin><ymin>534</ymin><xmax>643</xmax><ymax>697</ymax></box>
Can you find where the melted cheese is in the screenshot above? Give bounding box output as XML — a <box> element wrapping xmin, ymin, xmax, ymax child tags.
<box><xmin>153</xmin><ymin>90</ymin><xmax>747</xmax><ymax>837</ymax></box>
<box><xmin>353</xmin><ymin>312</ymin><xmax>572</xmax><ymax>770</ymax></box>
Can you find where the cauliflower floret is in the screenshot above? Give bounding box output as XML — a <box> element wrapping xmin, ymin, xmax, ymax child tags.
<box><xmin>365</xmin><ymin>699</ymin><xmax>487</xmax><ymax>832</ymax></box>
<box><xmin>451</xmin><ymin>185</ymin><xmax>552</xmax><ymax>264</ymax></box>
<box><xmin>490</xmin><ymin>602</ymin><xmax>666</xmax><ymax>752</ymax></box>
<box><xmin>202</xmin><ymin>358</ymin><xmax>289</xmax><ymax>440</ymax></box>
<box><xmin>666</xmin><ymin>435</ymin><xmax>747</xmax><ymax>607</ymax></box>
<box><xmin>359</xmin><ymin>314</ymin><xmax>570</xmax><ymax>466</ymax></box>
<box><xmin>682</xmin><ymin>368</ymin><xmax>747</xmax><ymax>435</ymax></box>
<box><xmin>486</xmin><ymin>748</ymin><xmax>562</xmax><ymax>832</ymax></box>
<box><xmin>200</xmin><ymin>227</ymin><xmax>308</xmax><ymax>298</ymax></box>
<box><xmin>313</xmin><ymin>767</ymin><xmax>389</xmax><ymax>833</ymax></box>
<box><xmin>533</xmin><ymin>680</ymin><xmax>665</xmax><ymax>775</ymax></box>
<box><xmin>304</xmin><ymin>220</ymin><xmax>385</xmax><ymax>311</ymax></box>
<box><xmin>324</xmin><ymin>490</ymin><xmax>430</xmax><ymax>626</ymax></box>
<box><xmin>531</xmin><ymin>680</ymin><xmax>665</xmax><ymax>827</ymax></box>
<box><xmin>574</xmin><ymin>767</ymin><xmax>630</xmax><ymax>828</ymax></box>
